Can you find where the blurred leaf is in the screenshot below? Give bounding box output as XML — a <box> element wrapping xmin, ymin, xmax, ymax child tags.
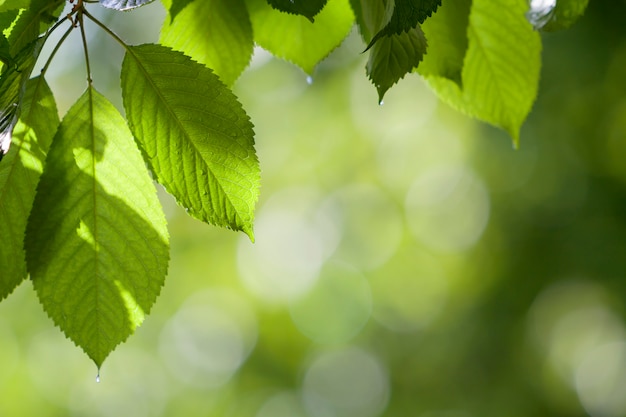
<box><xmin>542</xmin><ymin>0</ymin><xmax>589</xmax><ymax>31</ymax></box>
<box><xmin>0</xmin><ymin>76</ymin><xmax>57</xmax><ymax>300</ymax></box>
<box><xmin>350</xmin><ymin>0</ymin><xmax>393</xmax><ymax>43</ymax></box>
<box><xmin>121</xmin><ymin>44</ymin><xmax>259</xmax><ymax>239</ymax></box>
<box><xmin>160</xmin><ymin>0</ymin><xmax>253</xmax><ymax>86</ymax></box>
<box><xmin>245</xmin><ymin>0</ymin><xmax>354</xmax><ymax>74</ymax></box>
<box><xmin>424</xmin><ymin>0</ymin><xmax>541</xmax><ymax>145</ymax></box>
<box><xmin>266</xmin><ymin>0</ymin><xmax>327</xmax><ymax>22</ymax></box>
<box><xmin>0</xmin><ymin>32</ymin><xmax>13</xmax><ymax>68</ymax></box>
<box><xmin>367</xmin><ymin>0</ymin><xmax>441</xmax><ymax>49</ymax></box>
<box><xmin>99</xmin><ymin>0</ymin><xmax>156</xmax><ymax>10</ymax></box>
<box><xmin>418</xmin><ymin>0</ymin><xmax>471</xmax><ymax>85</ymax></box>
<box><xmin>367</xmin><ymin>25</ymin><xmax>427</xmax><ymax>102</ymax></box>
<box><xmin>25</xmin><ymin>87</ymin><xmax>169</xmax><ymax>367</ymax></box>
<box><xmin>0</xmin><ymin>0</ymin><xmax>29</xmax><ymax>12</ymax></box>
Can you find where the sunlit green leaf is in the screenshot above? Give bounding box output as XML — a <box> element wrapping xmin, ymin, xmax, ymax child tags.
<box><xmin>367</xmin><ymin>0</ymin><xmax>441</xmax><ymax>49</ymax></box>
<box><xmin>165</xmin><ymin>0</ymin><xmax>194</xmax><ymax>19</ymax></box>
<box><xmin>7</xmin><ymin>0</ymin><xmax>63</xmax><ymax>47</ymax></box>
<box><xmin>25</xmin><ymin>87</ymin><xmax>169</xmax><ymax>367</ymax></box>
<box><xmin>0</xmin><ymin>76</ymin><xmax>57</xmax><ymax>300</ymax></box>
<box><xmin>121</xmin><ymin>44</ymin><xmax>259</xmax><ymax>239</ymax></box>
<box><xmin>99</xmin><ymin>0</ymin><xmax>156</xmax><ymax>10</ymax></box>
<box><xmin>350</xmin><ymin>0</ymin><xmax>393</xmax><ymax>43</ymax></box>
<box><xmin>418</xmin><ymin>0</ymin><xmax>471</xmax><ymax>85</ymax></box>
<box><xmin>160</xmin><ymin>0</ymin><xmax>253</xmax><ymax>86</ymax></box>
<box><xmin>423</xmin><ymin>0</ymin><xmax>541</xmax><ymax>145</ymax></box>
<box><xmin>367</xmin><ymin>25</ymin><xmax>427</xmax><ymax>102</ymax></box>
<box><xmin>267</xmin><ymin>0</ymin><xmax>327</xmax><ymax>22</ymax></box>
<box><xmin>245</xmin><ymin>0</ymin><xmax>354</xmax><ymax>74</ymax></box>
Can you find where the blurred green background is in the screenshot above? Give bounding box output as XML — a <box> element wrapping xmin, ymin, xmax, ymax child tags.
<box><xmin>1</xmin><ymin>1</ymin><xmax>626</xmax><ymax>416</ymax></box>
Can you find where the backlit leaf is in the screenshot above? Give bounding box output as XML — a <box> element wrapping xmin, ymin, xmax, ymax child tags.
<box><xmin>423</xmin><ymin>0</ymin><xmax>541</xmax><ymax>145</ymax></box>
<box><xmin>245</xmin><ymin>0</ymin><xmax>354</xmax><ymax>74</ymax></box>
<box><xmin>542</xmin><ymin>0</ymin><xmax>589</xmax><ymax>31</ymax></box>
<box><xmin>0</xmin><ymin>76</ymin><xmax>58</xmax><ymax>300</ymax></box>
<box><xmin>121</xmin><ymin>44</ymin><xmax>259</xmax><ymax>238</ymax></box>
<box><xmin>160</xmin><ymin>0</ymin><xmax>253</xmax><ymax>86</ymax></box>
<box><xmin>25</xmin><ymin>87</ymin><xmax>169</xmax><ymax>367</ymax></box>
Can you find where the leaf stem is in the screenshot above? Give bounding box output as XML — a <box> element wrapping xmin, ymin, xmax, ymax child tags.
<box><xmin>77</xmin><ymin>11</ymin><xmax>93</xmax><ymax>85</ymax></box>
<box><xmin>81</xmin><ymin>9</ymin><xmax>131</xmax><ymax>53</ymax></box>
<box><xmin>39</xmin><ymin>23</ymin><xmax>74</xmax><ymax>78</ymax></box>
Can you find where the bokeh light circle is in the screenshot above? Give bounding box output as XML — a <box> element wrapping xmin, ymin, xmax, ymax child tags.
<box><xmin>302</xmin><ymin>347</ymin><xmax>390</xmax><ymax>417</ymax></box>
<box><xmin>405</xmin><ymin>165</ymin><xmax>490</xmax><ymax>253</ymax></box>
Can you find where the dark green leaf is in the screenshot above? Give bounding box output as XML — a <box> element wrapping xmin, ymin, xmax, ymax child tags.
<box><xmin>0</xmin><ymin>76</ymin><xmax>58</xmax><ymax>300</ymax></box>
<box><xmin>121</xmin><ymin>44</ymin><xmax>259</xmax><ymax>239</ymax></box>
<box><xmin>542</xmin><ymin>0</ymin><xmax>589</xmax><ymax>31</ymax></box>
<box><xmin>0</xmin><ymin>32</ymin><xmax>14</xmax><ymax>69</ymax></box>
<box><xmin>99</xmin><ymin>0</ymin><xmax>156</xmax><ymax>10</ymax></box>
<box><xmin>25</xmin><ymin>87</ymin><xmax>169</xmax><ymax>367</ymax></box>
<box><xmin>160</xmin><ymin>0</ymin><xmax>253</xmax><ymax>86</ymax></box>
<box><xmin>266</xmin><ymin>0</ymin><xmax>327</xmax><ymax>22</ymax></box>
<box><xmin>245</xmin><ymin>0</ymin><xmax>354</xmax><ymax>74</ymax></box>
<box><xmin>367</xmin><ymin>0</ymin><xmax>441</xmax><ymax>49</ymax></box>
<box><xmin>350</xmin><ymin>0</ymin><xmax>393</xmax><ymax>43</ymax></box>
<box><xmin>367</xmin><ymin>25</ymin><xmax>427</xmax><ymax>102</ymax></box>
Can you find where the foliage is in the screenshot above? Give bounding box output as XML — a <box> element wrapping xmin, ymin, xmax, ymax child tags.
<box><xmin>0</xmin><ymin>0</ymin><xmax>588</xmax><ymax>369</ymax></box>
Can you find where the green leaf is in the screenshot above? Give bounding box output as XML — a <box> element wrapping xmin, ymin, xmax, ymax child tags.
<box><xmin>542</xmin><ymin>0</ymin><xmax>589</xmax><ymax>31</ymax></box>
<box><xmin>367</xmin><ymin>0</ymin><xmax>441</xmax><ymax>49</ymax></box>
<box><xmin>0</xmin><ymin>76</ymin><xmax>58</xmax><ymax>300</ymax></box>
<box><xmin>0</xmin><ymin>0</ymin><xmax>30</xmax><ymax>12</ymax></box>
<box><xmin>121</xmin><ymin>44</ymin><xmax>259</xmax><ymax>239</ymax></box>
<box><xmin>366</xmin><ymin>25</ymin><xmax>427</xmax><ymax>102</ymax></box>
<box><xmin>245</xmin><ymin>0</ymin><xmax>354</xmax><ymax>74</ymax></box>
<box><xmin>25</xmin><ymin>87</ymin><xmax>169</xmax><ymax>367</ymax></box>
<box><xmin>99</xmin><ymin>0</ymin><xmax>156</xmax><ymax>10</ymax></box>
<box><xmin>7</xmin><ymin>0</ymin><xmax>64</xmax><ymax>48</ymax></box>
<box><xmin>418</xmin><ymin>0</ymin><xmax>471</xmax><ymax>85</ymax></box>
<box><xmin>423</xmin><ymin>0</ymin><xmax>541</xmax><ymax>145</ymax></box>
<box><xmin>160</xmin><ymin>0</ymin><xmax>253</xmax><ymax>86</ymax></box>
<box><xmin>350</xmin><ymin>0</ymin><xmax>394</xmax><ymax>43</ymax></box>
<box><xmin>266</xmin><ymin>0</ymin><xmax>328</xmax><ymax>22</ymax></box>
<box><xmin>0</xmin><ymin>31</ymin><xmax>13</xmax><ymax>68</ymax></box>
<box><xmin>0</xmin><ymin>38</ymin><xmax>43</xmax><ymax>159</ymax></box>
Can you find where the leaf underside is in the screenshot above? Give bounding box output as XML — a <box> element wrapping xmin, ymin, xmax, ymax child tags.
<box><xmin>99</xmin><ymin>0</ymin><xmax>156</xmax><ymax>10</ymax></box>
<box><xmin>25</xmin><ymin>87</ymin><xmax>169</xmax><ymax>367</ymax></box>
<box><xmin>121</xmin><ymin>44</ymin><xmax>259</xmax><ymax>239</ymax></box>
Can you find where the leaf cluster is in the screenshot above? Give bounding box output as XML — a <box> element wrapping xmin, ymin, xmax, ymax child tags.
<box><xmin>0</xmin><ymin>0</ymin><xmax>588</xmax><ymax>369</ymax></box>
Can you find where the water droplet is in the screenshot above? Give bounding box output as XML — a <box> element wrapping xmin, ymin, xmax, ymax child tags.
<box><xmin>379</xmin><ymin>100</ymin><xmax>384</xmax><ymax>106</ymax></box>
<box><xmin>96</xmin><ymin>373</ymin><xmax>100</xmax><ymax>383</ymax></box>
<box><xmin>306</xmin><ymin>76</ymin><xmax>314</xmax><ymax>85</ymax></box>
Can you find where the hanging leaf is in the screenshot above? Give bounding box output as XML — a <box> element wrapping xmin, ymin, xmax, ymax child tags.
<box><xmin>25</xmin><ymin>87</ymin><xmax>169</xmax><ymax>367</ymax></box>
<box><xmin>121</xmin><ymin>44</ymin><xmax>259</xmax><ymax>239</ymax></box>
<box><xmin>99</xmin><ymin>0</ymin><xmax>156</xmax><ymax>10</ymax></box>
<box><xmin>0</xmin><ymin>76</ymin><xmax>58</xmax><ymax>300</ymax></box>
<box><xmin>423</xmin><ymin>0</ymin><xmax>541</xmax><ymax>145</ymax></box>
<box><xmin>160</xmin><ymin>0</ymin><xmax>253</xmax><ymax>86</ymax></box>
<box><xmin>366</xmin><ymin>25</ymin><xmax>427</xmax><ymax>102</ymax></box>
<box><xmin>266</xmin><ymin>0</ymin><xmax>328</xmax><ymax>22</ymax></box>
<box><xmin>245</xmin><ymin>0</ymin><xmax>354</xmax><ymax>74</ymax></box>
